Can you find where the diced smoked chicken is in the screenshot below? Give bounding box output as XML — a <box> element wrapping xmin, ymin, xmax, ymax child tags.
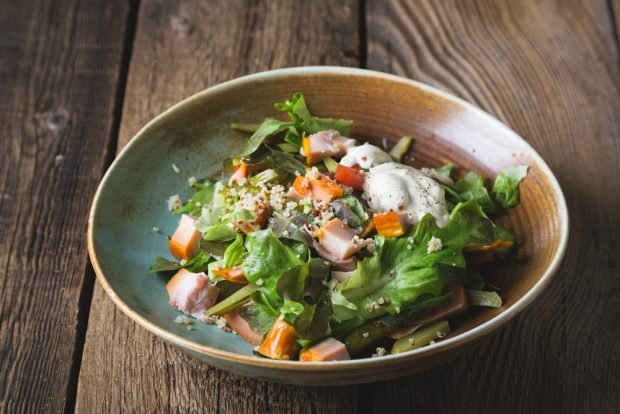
<box><xmin>166</xmin><ymin>269</ymin><xmax>220</xmax><ymax>320</ymax></box>
<box><xmin>224</xmin><ymin>308</ymin><xmax>262</xmax><ymax>345</ymax></box>
<box><xmin>299</xmin><ymin>337</ymin><xmax>351</xmax><ymax>362</ymax></box>
<box><xmin>317</xmin><ymin>218</ymin><xmax>373</xmax><ymax>260</ymax></box>
<box><xmin>387</xmin><ymin>285</ymin><xmax>469</xmax><ymax>339</ymax></box>
<box><xmin>169</xmin><ymin>214</ymin><xmax>202</xmax><ymax>260</ymax></box>
<box><xmin>302</xmin><ymin>130</ymin><xmax>356</xmax><ymax>165</ymax></box>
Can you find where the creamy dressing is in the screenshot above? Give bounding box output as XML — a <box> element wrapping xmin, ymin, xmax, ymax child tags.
<box><xmin>363</xmin><ymin>162</ymin><xmax>450</xmax><ymax>228</ymax></box>
<box><xmin>340</xmin><ymin>143</ymin><xmax>392</xmax><ymax>169</ymax></box>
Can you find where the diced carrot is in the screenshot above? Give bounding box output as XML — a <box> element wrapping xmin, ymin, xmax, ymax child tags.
<box><xmin>309</xmin><ymin>179</ymin><xmax>344</xmax><ymax>202</ymax></box>
<box><xmin>211</xmin><ymin>265</ymin><xmax>248</xmax><ymax>284</ymax></box>
<box><xmin>229</xmin><ymin>163</ymin><xmax>248</xmax><ymax>185</ymax></box>
<box><xmin>299</xmin><ymin>337</ymin><xmax>350</xmax><ymax>362</ymax></box>
<box><xmin>257</xmin><ymin>316</ymin><xmax>299</xmax><ymax>360</ymax></box>
<box><xmin>388</xmin><ymin>285</ymin><xmax>469</xmax><ymax>339</ymax></box>
<box><xmin>302</xmin><ymin>135</ymin><xmax>315</xmax><ymax>165</ymax></box>
<box><xmin>373</xmin><ymin>211</ymin><xmax>407</xmax><ymax>237</ymax></box>
<box><xmin>293</xmin><ymin>175</ymin><xmax>311</xmax><ymax>198</ymax></box>
<box><xmin>169</xmin><ymin>214</ymin><xmax>202</xmax><ymax>260</ymax></box>
<box><xmin>224</xmin><ymin>309</ymin><xmax>262</xmax><ymax>345</ymax></box>
<box><xmin>463</xmin><ymin>239</ymin><xmax>514</xmax><ymax>252</ymax></box>
<box><xmin>335</xmin><ymin>164</ymin><xmax>364</xmax><ymax>190</ymax></box>
<box><xmin>360</xmin><ymin>220</ymin><xmax>376</xmax><ymax>238</ymax></box>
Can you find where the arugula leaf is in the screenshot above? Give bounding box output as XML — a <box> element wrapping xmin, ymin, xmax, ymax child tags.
<box><xmin>267</xmin><ymin>146</ymin><xmax>306</xmax><ymax>175</ymax></box>
<box><xmin>173</xmin><ymin>180</ymin><xmax>214</xmax><ymax>216</ymax></box>
<box><xmin>238</xmin><ymin>301</ymin><xmax>278</xmax><ymax>335</ymax></box>
<box><xmin>493</xmin><ymin>225</ymin><xmax>516</xmax><ymax>259</ymax></box>
<box><xmin>453</xmin><ymin>172</ymin><xmax>496</xmax><ymax>214</ymax></box>
<box><xmin>332</xmin><ymin>200</ymin><xmax>495</xmax><ymax>322</ymax></box>
<box><xmin>492</xmin><ymin>165</ymin><xmax>529</xmax><ymax>208</ymax></box>
<box><xmin>149</xmin><ymin>250</ymin><xmax>211</xmax><ymax>273</ymax></box>
<box><xmin>196</xmin><ymin>209</ymin><xmax>254</xmax><ymax>242</ymax></box>
<box><xmin>236</xmin><ymin>118</ymin><xmax>292</xmax><ymax>158</ymax></box>
<box><xmin>275</xmin><ymin>93</ymin><xmax>351</xmax><ymax>135</ymax></box>
<box><xmin>242</xmin><ymin>229</ymin><xmax>304</xmax><ymax>307</ymax></box>
<box><xmin>222</xmin><ymin>234</ymin><xmax>245</xmax><ymax>268</ymax></box>
<box><xmin>201</xmin><ymin>224</ymin><xmax>237</xmax><ymax>242</ymax></box>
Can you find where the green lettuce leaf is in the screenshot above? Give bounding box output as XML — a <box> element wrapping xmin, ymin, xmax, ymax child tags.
<box><xmin>332</xmin><ymin>200</ymin><xmax>495</xmax><ymax>322</ymax></box>
<box><xmin>453</xmin><ymin>172</ymin><xmax>495</xmax><ymax>214</ymax></box>
<box><xmin>236</xmin><ymin>118</ymin><xmax>292</xmax><ymax>158</ymax></box>
<box><xmin>238</xmin><ymin>301</ymin><xmax>278</xmax><ymax>335</ymax></box>
<box><xmin>242</xmin><ymin>229</ymin><xmax>304</xmax><ymax>307</ymax></box>
<box><xmin>275</xmin><ymin>93</ymin><xmax>351</xmax><ymax>135</ymax></box>
<box><xmin>276</xmin><ymin>258</ymin><xmax>332</xmax><ymax>341</ymax></box>
<box><xmin>173</xmin><ymin>180</ymin><xmax>214</xmax><ymax>216</ymax></box>
<box><xmin>492</xmin><ymin>165</ymin><xmax>529</xmax><ymax>208</ymax></box>
<box><xmin>149</xmin><ymin>250</ymin><xmax>211</xmax><ymax>273</ymax></box>
<box><xmin>222</xmin><ymin>234</ymin><xmax>245</xmax><ymax>268</ymax></box>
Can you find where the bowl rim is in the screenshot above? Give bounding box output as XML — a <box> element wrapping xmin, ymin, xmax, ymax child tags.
<box><xmin>87</xmin><ymin>66</ymin><xmax>569</xmax><ymax>371</ymax></box>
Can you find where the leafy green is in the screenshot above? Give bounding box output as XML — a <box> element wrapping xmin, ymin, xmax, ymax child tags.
<box><xmin>453</xmin><ymin>172</ymin><xmax>495</xmax><ymax>214</ymax></box>
<box><xmin>222</xmin><ymin>234</ymin><xmax>245</xmax><ymax>268</ymax></box>
<box><xmin>197</xmin><ymin>209</ymin><xmax>254</xmax><ymax>242</ymax></box>
<box><xmin>173</xmin><ymin>180</ymin><xmax>214</xmax><ymax>216</ymax></box>
<box><xmin>267</xmin><ymin>211</ymin><xmax>314</xmax><ymax>245</ymax></box>
<box><xmin>276</xmin><ymin>259</ymin><xmax>332</xmax><ymax>341</ymax></box>
<box><xmin>267</xmin><ymin>146</ymin><xmax>306</xmax><ymax>175</ymax></box>
<box><xmin>201</xmin><ymin>224</ymin><xmax>237</xmax><ymax>242</ymax></box>
<box><xmin>205</xmin><ymin>284</ymin><xmax>258</xmax><ymax>316</ymax></box>
<box><xmin>242</xmin><ymin>229</ymin><xmax>304</xmax><ymax>307</ymax></box>
<box><xmin>236</xmin><ymin>118</ymin><xmax>292</xmax><ymax>158</ymax></box>
<box><xmin>340</xmin><ymin>194</ymin><xmax>369</xmax><ymax>223</ymax></box>
<box><xmin>492</xmin><ymin>165</ymin><xmax>529</xmax><ymax>208</ymax></box>
<box><xmin>248</xmin><ymin>168</ymin><xmax>279</xmax><ymax>186</ymax></box>
<box><xmin>493</xmin><ymin>225</ymin><xmax>516</xmax><ymax>259</ymax></box>
<box><xmin>199</xmin><ymin>240</ymin><xmax>229</xmax><ymax>259</ymax></box>
<box><xmin>331</xmin><ymin>200</ymin><xmax>495</xmax><ymax>323</ymax></box>
<box><xmin>435</xmin><ymin>163</ymin><xmax>454</xmax><ymax>179</ymax></box>
<box><xmin>149</xmin><ymin>250</ymin><xmax>211</xmax><ymax>273</ymax></box>
<box><xmin>275</xmin><ymin>93</ymin><xmax>351</xmax><ymax>135</ymax></box>
<box><xmin>230</xmin><ymin>123</ymin><xmax>260</xmax><ymax>133</ymax></box>
<box><xmin>238</xmin><ymin>301</ymin><xmax>278</xmax><ymax>335</ymax></box>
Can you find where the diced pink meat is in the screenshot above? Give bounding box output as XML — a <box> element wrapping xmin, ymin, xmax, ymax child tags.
<box><xmin>306</xmin><ymin>130</ymin><xmax>355</xmax><ymax>162</ymax></box>
<box><xmin>166</xmin><ymin>269</ymin><xmax>220</xmax><ymax>320</ymax></box>
<box><xmin>224</xmin><ymin>308</ymin><xmax>263</xmax><ymax>345</ymax></box>
<box><xmin>169</xmin><ymin>214</ymin><xmax>202</xmax><ymax>260</ymax></box>
<box><xmin>317</xmin><ymin>218</ymin><xmax>373</xmax><ymax>260</ymax></box>
<box><xmin>299</xmin><ymin>337</ymin><xmax>351</xmax><ymax>362</ymax></box>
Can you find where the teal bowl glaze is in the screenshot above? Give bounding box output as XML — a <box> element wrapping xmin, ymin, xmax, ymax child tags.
<box><xmin>88</xmin><ymin>67</ymin><xmax>568</xmax><ymax>384</ymax></box>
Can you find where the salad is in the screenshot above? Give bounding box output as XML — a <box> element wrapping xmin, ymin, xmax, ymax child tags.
<box><xmin>151</xmin><ymin>93</ymin><xmax>528</xmax><ymax>361</ymax></box>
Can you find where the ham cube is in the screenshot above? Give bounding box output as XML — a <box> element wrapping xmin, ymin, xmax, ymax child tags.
<box><xmin>304</xmin><ymin>130</ymin><xmax>356</xmax><ymax>164</ymax></box>
<box><xmin>166</xmin><ymin>269</ymin><xmax>220</xmax><ymax>320</ymax></box>
<box><xmin>224</xmin><ymin>308</ymin><xmax>262</xmax><ymax>345</ymax></box>
<box><xmin>299</xmin><ymin>337</ymin><xmax>351</xmax><ymax>362</ymax></box>
<box><xmin>317</xmin><ymin>218</ymin><xmax>373</xmax><ymax>260</ymax></box>
<box><xmin>169</xmin><ymin>214</ymin><xmax>202</xmax><ymax>260</ymax></box>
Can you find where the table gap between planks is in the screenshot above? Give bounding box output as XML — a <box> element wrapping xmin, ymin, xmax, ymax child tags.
<box><xmin>0</xmin><ymin>0</ymin><xmax>618</xmax><ymax>413</ymax></box>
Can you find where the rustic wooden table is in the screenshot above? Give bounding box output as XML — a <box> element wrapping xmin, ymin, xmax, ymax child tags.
<box><xmin>2</xmin><ymin>0</ymin><xmax>619</xmax><ymax>412</ymax></box>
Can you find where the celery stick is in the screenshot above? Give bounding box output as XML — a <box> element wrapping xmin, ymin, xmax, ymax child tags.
<box><xmin>390</xmin><ymin>320</ymin><xmax>450</xmax><ymax>354</ymax></box>
<box><xmin>277</xmin><ymin>142</ymin><xmax>300</xmax><ymax>153</ymax></box>
<box><xmin>205</xmin><ymin>284</ymin><xmax>258</xmax><ymax>316</ymax></box>
<box><xmin>230</xmin><ymin>123</ymin><xmax>260</xmax><ymax>133</ymax></box>
<box><xmin>465</xmin><ymin>289</ymin><xmax>503</xmax><ymax>308</ymax></box>
<box><xmin>389</xmin><ymin>136</ymin><xmax>413</xmax><ymax>161</ymax></box>
<box><xmin>323</xmin><ymin>157</ymin><xmax>338</xmax><ymax>173</ymax></box>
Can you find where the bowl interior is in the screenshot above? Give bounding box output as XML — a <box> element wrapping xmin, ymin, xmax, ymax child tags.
<box><xmin>90</xmin><ymin>69</ymin><xmax>566</xmax><ymax>363</ymax></box>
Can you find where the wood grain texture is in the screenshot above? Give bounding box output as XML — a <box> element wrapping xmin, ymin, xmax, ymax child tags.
<box><xmin>76</xmin><ymin>1</ymin><xmax>359</xmax><ymax>413</ymax></box>
<box><xmin>366</xmin><ymin>0</ymin><xmax>620</xmax><ymax>412</ymax></box>
<box><xmin>0</xmin><ymin>0</ymin><xmax>131</xmax><ymax>412</ymax></box>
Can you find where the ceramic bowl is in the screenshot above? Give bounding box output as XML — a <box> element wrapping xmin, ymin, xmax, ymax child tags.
<box><xmin>88</xmin><ymin>67</ymin><xmax>568</xmax><ymax>385</ymax></box>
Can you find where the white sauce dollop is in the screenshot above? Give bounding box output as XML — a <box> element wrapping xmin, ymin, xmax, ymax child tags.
<box><xmin>340</xmin><ymin>143</ymin><xmax>392</xmax><ymax>169</ymax></box>
<box><xmin>363</xmin><ymin>162</ymin><xmax>450</xmax><ymax>228</ymax></box>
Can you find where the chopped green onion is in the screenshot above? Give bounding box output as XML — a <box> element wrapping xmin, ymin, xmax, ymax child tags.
<box><xmin>323</xmin><ymin>157</ymin><xmax>338</xmax><ymax>173</ymax></box>
<box><xmin>230</xmin><ymin>123</ymin><xmax>261</xmax><ymax>133</ymax></box>
<box><xmin>249</xmin><ymin>168</ymin><xmax>278</xmax><ymax>186</ymax></box>
<box><xmin>391</xmin><ymin>319</ymin><xmax>450</xmax><ymax>354</ymax></box>
<box><xmin>465</xmin><ymin>289</ymin><xmax>503</xmax><ymax>308</ymax></box>
<box><xmin>205</xmin><ymin>284</ymin><xmax>258</xmax><ymax>316</ymax></box>
<box><xmin>389</xmin><ymin>136</ymin><xmax>413</xmax><ymax>161</ymax></box>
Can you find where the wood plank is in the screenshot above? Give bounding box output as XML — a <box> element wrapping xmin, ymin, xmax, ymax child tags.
<box><xmin>0</xmin><ymin>0</ymin><xmax>132</xmax><ymax>412</ymax></box>
<box><xmin>366</xmin><ymin>0</ymin><xmax>620</xmax><ymax>412</ymax></box>
<box><xmin>76</xmin><ymin>1</ymin><xmax>359</xmax><ymax>413</ymax></box>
